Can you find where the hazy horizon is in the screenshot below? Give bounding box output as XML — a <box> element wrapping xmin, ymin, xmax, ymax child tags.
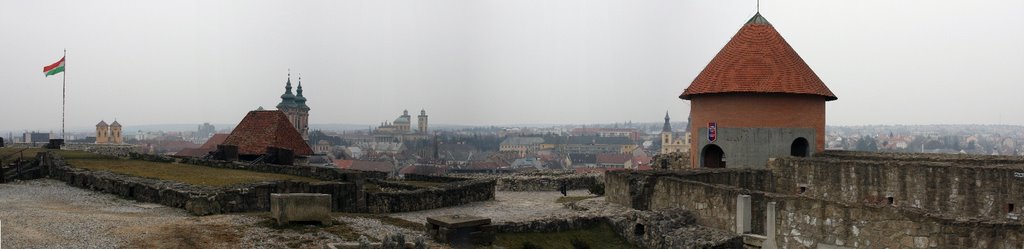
<box><xmin>3</xmin><ymin>0</ymin><xmax>1023</xmax><ymax>133</ymax></box>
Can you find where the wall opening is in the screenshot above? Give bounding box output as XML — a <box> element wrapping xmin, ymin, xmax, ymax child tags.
<box><xmin>887</xmin><ymin>196</ymin><xmax>895</xmax><ymax>205</ymax></box>
<box><xmin>798</xmin><ymin>186</ymin><xmax>807</xmax><ymax>195</ymax></box>
<box><xmin>790</xmin><ymin>137</ymin><xmax>809</xmax><ymax>157</ymax></box>
<box><xmin>701</xmin><ymin>144</ymin><xmax>726</xmax><ymax>168</ymax></box>
<box><xmin>634</xmin><ymin>223</ymin><xmax>645</xmax><ymax>236</ymax></box>
<box><xmin>1009</xmin><ymin>203</ymin><xmax>1015</xmax><ymax>213</ymax></box>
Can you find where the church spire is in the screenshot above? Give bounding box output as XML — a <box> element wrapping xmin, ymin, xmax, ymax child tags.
<box><xmin>662</xmin><ymin>111</ymin><xmax>672</xmax><ymax>132</ymax></box>
<box><xmin>295</xmin><ymin>73</ymin><xmax>310</xmax><ymax>110</ymax></box>
<box><xmin>277</xmin><ymin>70</ymin><xmax>297</xmax><ymax>109</ymax></box>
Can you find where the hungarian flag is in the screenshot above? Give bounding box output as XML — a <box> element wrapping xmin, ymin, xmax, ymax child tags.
<box><xmin>44</xmin><ymin>56</ymin><xmax>65</xmax><ymax>77</ymax></box>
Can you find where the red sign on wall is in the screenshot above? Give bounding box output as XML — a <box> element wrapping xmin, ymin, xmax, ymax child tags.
<box><xmin>708</xmin><ymin>122</ymin><xmax>717</xmax><ymax>142</ymax></box>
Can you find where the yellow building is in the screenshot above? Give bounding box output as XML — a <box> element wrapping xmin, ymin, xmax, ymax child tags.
<box><xmin>95</xmin><ymin>120</ymin><xmax>123</xmax><ymax>144</ymax></box>
<box><xmin>660</xmin><ymin>113</ymin><xmax>689</xmax><ymax>154</ymax></box>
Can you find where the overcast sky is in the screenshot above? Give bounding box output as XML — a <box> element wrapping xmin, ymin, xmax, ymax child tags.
<box><xmin>2</xmin><ymin>0</ymin><xmax>1022</xmax><ymax>132</ymax></box>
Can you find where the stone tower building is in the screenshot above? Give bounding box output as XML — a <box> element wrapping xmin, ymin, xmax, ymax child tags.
<box><xmin>276</xmin><ymin>72</ymin><xmax>310</xmax><ymax>141</ymax></box>
<box><xmin>110</xmin><ymin>121</ymin><xmax>123</xmax><ymax>144</ymax></box>
<box><xmin>95</xmin><ymin>120</ymin><xmax>122</xmax><ymax>144</ymax></box>
<box><xmin>95</xmin><ymin>121</ymin><xmax>109</xmax><ymax>144</ymax></box>
<box><xmin>680</xmin><ymin>13</ymin><xmax>837</xmax><ymax>168</ymax></box>
<box><xmin>417</xmin><ymin>109</ymin><xmax>428</xmax><ymax>134</ymax></box>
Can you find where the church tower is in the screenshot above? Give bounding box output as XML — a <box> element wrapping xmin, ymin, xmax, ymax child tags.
<box><xmin>276</xmin><ymin>71</ymin><xmax>309</xmax><ymax>141</ymax></box>
<box><xmin>294</xmin><ymin>75</ymin><xmax>310</xmax><ymax>141</ymax></box>
<box><xmin>418</xmin><ymin>109</ymin><xmax>428</xmax><ymax>134</ymax></box>
<box><xmin>95</xmin><ymin>120</ymin><xmax>109</xmax><ymax>144</ymax></box>
<box><xmin>660</xmin><ymin>112</ymin><xmax>674</xmax><ymax>153</ymax></box>
<box><xmin>110</xmin><ymin>121</ymin><xmax>123</xmax><ymax>144</ymax></box>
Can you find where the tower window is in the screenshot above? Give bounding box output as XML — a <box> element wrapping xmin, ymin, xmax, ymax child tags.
<box><xmin>798</xmin><ymin>186</ymin><xmax>807</xmax><ymax>195</ymax></box>
<box><xmin>1009</xmin><ymin>203</ymin><xmax>1016</xmax><ymax>213</ymax></box>
<box><xmin>887</xmin><ymin>196</ymin><xmax>895</xmax><ymax>205</ymax></box>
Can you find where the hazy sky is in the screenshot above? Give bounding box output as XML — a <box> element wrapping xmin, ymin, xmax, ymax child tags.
<box><xmin>2</xmin><ymin>0</ymin><xmax>1023</xmax><ymax>132</ymax></box>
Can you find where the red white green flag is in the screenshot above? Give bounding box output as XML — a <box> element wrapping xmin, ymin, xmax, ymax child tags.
<box><xmin>44</xmin><ymin>56</ymin><xmax>65</xmax><ymax>77</ymax></box>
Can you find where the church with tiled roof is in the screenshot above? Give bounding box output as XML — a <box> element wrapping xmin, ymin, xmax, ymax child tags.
<box><xmin>681</xmin><ymin>13</ymin><xmax>837</xmax><ymax>169</ymax></box>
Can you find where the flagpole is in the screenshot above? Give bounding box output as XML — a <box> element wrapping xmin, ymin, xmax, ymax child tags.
<box><xmin>62</xmin><ymin>49</ymin><xmax>66</xmax><ymax>140</ymax></box>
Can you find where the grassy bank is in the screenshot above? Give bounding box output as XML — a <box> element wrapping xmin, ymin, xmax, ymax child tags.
<box><xmin>1</xmin><ymin>148</ymin><xmax>321</xmax><ymax>187</ymax></box>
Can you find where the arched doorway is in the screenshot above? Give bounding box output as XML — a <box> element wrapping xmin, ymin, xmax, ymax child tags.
<box><xmin>790</xmin><ymin>137</ymin><xmax>809</xmax><ymax>157</ymax></box>
<box><xmin>701</xmin><ymin>144</ymin><xmax>725</xmax><ymax>168</ymax></box>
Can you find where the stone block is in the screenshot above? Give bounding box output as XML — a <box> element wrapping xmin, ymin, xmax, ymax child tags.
<box><xmin>427</xmin><ymin>214</ymin><xmax>493</xmax><ymax>246</ymax></box>
<box><xmin>270</xmin><ymin>193</ymin><xmax>332</xmax><ymax>226</ymax></box>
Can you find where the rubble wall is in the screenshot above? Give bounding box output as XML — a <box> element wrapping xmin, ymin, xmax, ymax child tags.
<box><xmin>366</xmin><ymin>177</ymin><xmax>495</xmax><ymax>213</ymax></box>
<box><xmin>769</xmin><ymin>157</ymin><xmax>1024</xmax><ymax>220</ymax></box>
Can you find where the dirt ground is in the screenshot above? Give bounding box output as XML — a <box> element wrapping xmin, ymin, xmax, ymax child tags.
<box><xmin>0</xmin><ymin>179</ymin><xmax>364</xmax><ymax>249</ymax></box>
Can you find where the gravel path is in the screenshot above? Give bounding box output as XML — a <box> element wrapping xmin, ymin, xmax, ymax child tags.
<box><xmin>0</xmin><ymin>179</ymin><xmax>348</xmax><ymax>249</ymax></box>
<box><xmin>1</xmin><ymin>179</ymin><xmax>609</xmax><ymax>248</ymax></box>
<box><xmin>388</xmin><ymin>190</ymin><xmax>594</xmax><ymax>224</ymax></box>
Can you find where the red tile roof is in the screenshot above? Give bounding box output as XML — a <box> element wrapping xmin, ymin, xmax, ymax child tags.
<box><xmin>680</xmin><ymin>13</ymin><xmax>836</xmax><ymax>101</ymax></box>
<box><xmin>176</xmin><ymin>134</ymin><xmax>230</xmax><ymax>157</ymax></box>
<box><xmin>334</xmin><ymin>160</ymin><xmax>393</xmax><ymax>173</ymax></box>
<box><xmin>596</xmin><ymin>153</ymin><xmax>632</xmax><ymax>164</ymax></box>
<box><xmin>221</xmin><ymin>110</ymin><xmax>313</xmax><ymax>156</ymax></box>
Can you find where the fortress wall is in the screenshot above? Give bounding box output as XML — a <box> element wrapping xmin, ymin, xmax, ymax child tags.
<box><xmin>769</xmin><ymin>156</ymin><xmax>1024</xmax><ymax>220</ymax></box>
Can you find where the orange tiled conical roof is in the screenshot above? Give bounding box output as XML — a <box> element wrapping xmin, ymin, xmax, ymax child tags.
<box><xmin>680</xmin><ymin>13</ymin><xmax>837</xmax><ymax>101</ymax></box>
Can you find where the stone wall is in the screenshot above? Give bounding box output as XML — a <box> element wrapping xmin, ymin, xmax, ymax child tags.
<box><xmin>63</xmin><ymin>143</ymin><xmax>139</xmax><ymax>157</ymax></box>
<box><xmin>606</xmin><ymin>158</ymin><xmax>1024</xmax><ymax>249</ymax></box>
<box><xmin>605</xmin><ymin>169</ymin><xmax>771</xmax><ymax>211</ymax></box>
<box><xmin>366</xmin><ymin>177</ymin><xmax>495</xmax><ymax>213</ymax></box>
<box><xmin>773</xmin><ymin>195</ymin><xmax>1024</xmax><ymax>248</ymax></box>
<box><xmin>769</xmin><ymin>157</ymin><xmax>1024</xmax><ymax>220</ymax></box>
<box><xmin>489</xmin><ymin>207</ymin><xmax>741</xmax><ymax>249</ymax></box>
<box><xmin>401</xmin><ymin>174</ymin><xmax>467</xmax><ymax>183</ymax></box>
<box><xmin>450</xmin><ymin>172</ymin><xmax>602</xmax><ymax>192</ymax></box>
<box><xmin>37</xmin><ymin>152</ymin><xmax>363</xmax><ymax>215</ymax></box>
<box><xmin>650</xmin><ymin>177</ymin><xmax>769</xmax><ymax>235</ymax></box>
<box><xmin>819</xmin><ymin>150</ymin><xmax>1024</xmax><ymax>166</ymax></box>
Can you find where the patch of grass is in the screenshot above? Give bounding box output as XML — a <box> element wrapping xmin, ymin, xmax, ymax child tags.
<box><xmin>69</xmin><ymin>159</ymin><xmax>322</xmax><ymax>187</ymax></box>
<box><xmin>47</xmin><ymin>150</ymin><xmax>322</xmax><ymax>187</ymax></box>
<box><xmin>491</xmin><ymin>223</ymin><xmax>639</xmax><ymax>249</ymax></box>
<box><xmin>556</xmin><ymin>196</ymin><xmax>597</xmax><ymax>204</ymax></box>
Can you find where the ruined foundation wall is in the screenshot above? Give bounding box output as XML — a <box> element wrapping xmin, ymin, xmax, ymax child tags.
<box><xmin>606</xmin><ymin>169</ymin><xmax>771</xmax><ymax>211</ymax></box>
<box><xmin>770</xmin><ymin>157</ymin><xmax>1024</xmax><ymax>220</ymax></box>
<box><xmin>366</xmin><ymin>178</ymin><xmax>495</xmax><ymax>213</ymax></box>
<box><xmin>38</xmin><ymin>152</ymin><xmax>362</xmax><ymax>214</ymax></box>
<box><xmin>650</xmin><ymin>177</ymin><xmax>768</xmax><ymax>235</ymax></box>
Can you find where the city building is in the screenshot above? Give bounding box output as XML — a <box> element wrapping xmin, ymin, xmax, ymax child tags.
<box><xmin>369</xmin><ymin>109</ymin><xmax>430</xmax><ymax>142</ymax></box>
<box><xmin>659</xmin><ymin>112</ymin><xmax>689</xmax><ymax>154</ymax></box>
<box><xmin>276</xmin><ymin>72</ymin><xmax>310</xmax><ymax>141</ymax></box>
<box><xmin>680</xmin><ymin>13</ymin><xmax>837</xmax><ymax>168</ymax></box>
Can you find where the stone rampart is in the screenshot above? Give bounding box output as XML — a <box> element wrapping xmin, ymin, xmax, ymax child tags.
<box><xmin>605</xmin><ymin>169</ymin><xmax>771</xmax><ymax>210</ymax></box>
<box><xmin>818</xmin><ymin>150</ymin><xmax>1024</xmax><ymax>166</ymax></box>
<box><xmin>770</xmin><ymin>156</ymin><xmax>1024</xmax><ymax>220</ymax></box>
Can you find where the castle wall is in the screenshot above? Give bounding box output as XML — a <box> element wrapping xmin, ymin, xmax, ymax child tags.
<box><xmin>769</xmin><ymin>156</ymin><xmax>1024</xmax><ymax>221</ymax></box>
<box><xmin>607</xmin><ymin>151</ymin><xmax>1024</xmax><ymax>248</ymax></box>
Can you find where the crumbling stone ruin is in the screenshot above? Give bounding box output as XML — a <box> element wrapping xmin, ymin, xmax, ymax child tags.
<box><xmin>607</xmin><ymin>150</ymin><xmax>1024</xmax><ymax>248</ymax></box>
